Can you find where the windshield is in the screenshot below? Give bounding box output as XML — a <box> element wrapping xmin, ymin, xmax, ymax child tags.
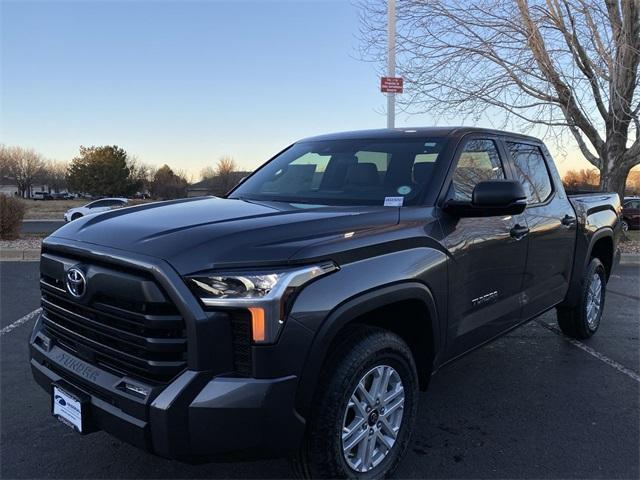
<box><xmin>229</xmin><ymin>137</ymin><xmax>446</xmax><ymax>206</ymax></box>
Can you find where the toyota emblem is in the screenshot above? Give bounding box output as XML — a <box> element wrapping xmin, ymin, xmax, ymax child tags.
<box><xmin>65</xmin><ymin>267</ymin><xmax>87</xmax><ymax>298</ymax></box>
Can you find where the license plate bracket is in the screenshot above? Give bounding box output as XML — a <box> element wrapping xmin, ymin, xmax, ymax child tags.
<box><xmin>51</xmin><ymin>382</ymin><xmax>90</xmax><ymax>434</ymax></box>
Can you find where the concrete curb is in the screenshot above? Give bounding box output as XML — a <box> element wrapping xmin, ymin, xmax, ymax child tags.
<box><xmin>0</xmin><ymin>248</ymin><xmax>41</xmax><ymax>262</ymax></box>
<box><xmin>620</xmin><ymin>253</ymin><xmax>640</xmax><ymax>266</ymax></box>
<box><xmin>23</xmin><ymin>219</ymin><xmax>64</xmax><ymax>222</ymax></box>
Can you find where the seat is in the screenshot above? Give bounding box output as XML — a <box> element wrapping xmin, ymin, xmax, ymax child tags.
<box><xmin>345</xmin><ymin>163</ymin><xmax>379</xmax><ymax>188</ymax></box>
<box><xmin>413</xmin><ymin>162</ymin><xmax>436</xmax><ymax>184</ymax></box>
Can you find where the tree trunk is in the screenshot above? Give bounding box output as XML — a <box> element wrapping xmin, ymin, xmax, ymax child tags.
<box><xmin>599</xmin><ymin>164</ymin><xmax>629</xmax><ymax>203</ymax></box>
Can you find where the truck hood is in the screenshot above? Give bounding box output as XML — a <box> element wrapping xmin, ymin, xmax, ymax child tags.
<box><xmin>49</xmin><ymin>197</ymin><xmax>401</xmax><ymax>273</ymax></box>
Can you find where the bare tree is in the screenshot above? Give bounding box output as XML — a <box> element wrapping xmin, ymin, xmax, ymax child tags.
<box><xmin>200</xmin><ymin>166</ymin><xmax>217</xmax><ymax>181</ymax></box>
<box><xmin>215</xmin><ymin>156</ymin><xmax>238</xmax><ymax>193</ymax></box>
<box><xmin>0</xmin><ymin>145</ymin><xmax>46</xmax><ymax>197</ymax></box>
<box><xmin>0</xmin><ymin>145</ymin><xmax>12</xmax><ymax>179</ymax></box>
<box><xmin>128</xmin><ymin>157</ymin><xmax>156</xmax><ymax>195</ymax></box>
<box><xmin>42</xmin><ymin>161</ymin><xmax>68</xmax><ymax>193</ymax></box>
<box><xmin>358</xmin><ymin>0</ymin><xmax>640</xmax><ymax>198</ymax></box>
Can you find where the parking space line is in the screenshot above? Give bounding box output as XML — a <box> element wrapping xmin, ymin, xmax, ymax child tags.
<box><xmin>536</xmin><ymin>320</ymin><xmax>640</xmax><ymax>383</ymax></box>
<box><xmin>607</xmin><ymin>289</ymin><xmax>640</xmax><ymax>301</ymax></box>
<box><xmin>1</xmin><ymin>308</ymin><xmax>41</xmax><ymax>336</ymax></box>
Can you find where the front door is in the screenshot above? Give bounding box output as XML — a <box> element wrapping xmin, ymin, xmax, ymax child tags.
<box><xmin>439</xmin><ymin>137</ymin><xmax>529</xmax><ymax>360</ymax></box>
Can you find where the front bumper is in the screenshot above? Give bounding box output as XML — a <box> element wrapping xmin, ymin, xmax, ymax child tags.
<box><xmin>30</xmin><ymin>314</ymin><xmax>305</xmax><ymax>460</ymax></box>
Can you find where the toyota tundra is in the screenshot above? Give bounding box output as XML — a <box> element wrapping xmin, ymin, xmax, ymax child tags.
<box><xmin>30</xmin><ymin>127</ymin><xmax>621</xmax><ymax>478</ymax></box>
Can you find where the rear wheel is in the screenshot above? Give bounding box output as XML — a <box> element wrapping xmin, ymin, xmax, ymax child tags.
<box><xmin>557</xmin><ymin>257</ymin><xmax>606</xmax><ymax>339</ymax></box>
<box><xmin>292</xmin><ymin>326</ymin><xmax>418</xmax><ymax>479</ymax></box>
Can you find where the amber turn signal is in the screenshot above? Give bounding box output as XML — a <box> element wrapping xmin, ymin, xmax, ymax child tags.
<box><xmin>249</xmin><ymin>307</ymin><xmax>266</xmax><ymax>342</ymax></box>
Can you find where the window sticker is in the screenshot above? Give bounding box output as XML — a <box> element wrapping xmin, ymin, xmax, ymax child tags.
<box><xmin>384</xmin><ymin>196</ymin><xmax>404</xmax><ymax>207</ymax></box>
<box><xmin>397</xmin><ymin>185</ymin><xmax>412</xmax><ymax>195</ymax></box>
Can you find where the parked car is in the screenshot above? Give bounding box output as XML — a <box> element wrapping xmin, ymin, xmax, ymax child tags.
<box><xmin>49</xmin><ymin>193</ymin><xmax>68</xmax><ymax>200</ymax></box>
<box><xmin>31</xmin><ymin>128</ymin><xmax>621</xmax><ymax>479</ymax></box>
<box><xmin>63</xmin><ymin>197</ymin><xmax>128</xmax><ymax>222</ymax></box>
<box><xmin>621</xmin><ymin>197</ymin><xmax>640</xmax><ymax>231</ymax></box>
<box><xmin>32</xmin><ymin>191</ymin><xmax>53</xmax><ymax>201</ymax></box>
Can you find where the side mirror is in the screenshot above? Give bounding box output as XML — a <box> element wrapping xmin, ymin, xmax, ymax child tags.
<box><xmin>443</xmin><ymin>180</ymin><xmax>527</xmax><ymax>217</ymax></box>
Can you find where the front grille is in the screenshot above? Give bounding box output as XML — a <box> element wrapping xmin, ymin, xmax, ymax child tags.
<box><xmin>40</xmin><ymin>258</ymin><xmax>187</xmax><ymax>384</ymax></box>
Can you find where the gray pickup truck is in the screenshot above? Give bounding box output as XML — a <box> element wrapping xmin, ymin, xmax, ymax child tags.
<box><xmin>30</xmin><ymin>127</ymin><xmax>621</xmax><ymax>478</ymax></box>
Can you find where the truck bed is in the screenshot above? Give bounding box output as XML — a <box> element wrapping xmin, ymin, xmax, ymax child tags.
<box><xmin>568</xmin><ymin>192</ymin><xmax>621</xmax><ymax>219</ymax></box>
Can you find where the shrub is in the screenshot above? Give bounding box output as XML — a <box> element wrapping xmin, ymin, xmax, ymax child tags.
<box><xmin>0</xmin><ymin>194</ymin><xmax>26</xmax><ymax>240</ymax></box>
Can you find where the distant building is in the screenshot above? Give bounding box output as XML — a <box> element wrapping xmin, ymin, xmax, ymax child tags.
<box><xmin>0</xmin><ymin>177</ymin><xmax>19</xmax><ymax>197</ymax></box>
<box><xmin>187</xmin><ymin>172</ymin><xmax>251</xmax><ymax>198</ymax></box>
<box><xmin>0</xmin><ymin>176</ymin><xmax>68</xmax><ymax>198</ymax></box>
<box><xmin>186</xmin><ymin>180</ymin><xmax>211</xmax><ymax>198</ymax></box>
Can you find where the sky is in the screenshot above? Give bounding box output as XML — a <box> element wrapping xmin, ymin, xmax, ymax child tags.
<box><xmin>1</xmin><ymin>0</ymin><xmax>593</xmax><ymax>179</ymax></box>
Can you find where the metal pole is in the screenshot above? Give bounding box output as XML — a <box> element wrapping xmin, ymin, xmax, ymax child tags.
<box><xmin>387</xmin><ymin>0</ymin><xmax>396</xmax><ymax>129</ymax></box>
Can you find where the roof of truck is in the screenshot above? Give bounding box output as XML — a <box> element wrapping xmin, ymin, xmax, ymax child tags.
<box><xmin>299</xmin><ymin>126</ymin><xmax>541</xmax><ymax>143</ymax></box>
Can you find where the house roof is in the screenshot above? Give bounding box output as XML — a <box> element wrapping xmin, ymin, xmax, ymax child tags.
<box><xmin>0</xmin><ymin>176</ymin><xmax>17</xmax><ymax>186</ymax></box>
<box><xmin>187</xmin><ymin>179</ymin><xmax>211</xmax><ymax>191</ymax></box>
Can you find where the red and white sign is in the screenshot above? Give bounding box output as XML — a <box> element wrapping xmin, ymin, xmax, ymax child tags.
<box><xmin>381</xmin><ymin>77</ymin><xmax>403</xmax><ymax>93</ymax></box>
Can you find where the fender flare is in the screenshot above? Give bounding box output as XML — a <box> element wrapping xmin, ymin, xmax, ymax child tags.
<box><xmin>561</xmin><ymin>226</ymin><xmax>614</xmax><ymax>308</ymax></box>
<box><xmin>585</xmin><ymin>227</ymin><xmax>614</xmax><ymax>276</ymax></box>
<box><xmin>294</xmin><ymin>281</ymin><xmax>440</xmax><ymax>416</ymax></box>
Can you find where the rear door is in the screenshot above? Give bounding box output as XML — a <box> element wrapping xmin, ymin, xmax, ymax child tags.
<box><xmin>505</xmin><ymin>140</ymin><xmax>577</xmax><ymax>320</ymax></box>
<box><xmin>87</xmin><ymin>200</ymin><xmax>112</xmax><ymax>214</ymax></box>
<box><xmin>439</xmin><ymin>136</ymin><xmax>529</xmax><ymax>360</ymax></box>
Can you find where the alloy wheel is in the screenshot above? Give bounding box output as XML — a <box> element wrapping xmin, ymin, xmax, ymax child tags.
<box><xmin>341</xmin><ymin>365</ymin><xmax>405</xmax><ymax>473</ymax></box>
<box><xmin>586</xmin><ymin>272</ymin><xmax>603</xmax><ymax>330</ymax></box>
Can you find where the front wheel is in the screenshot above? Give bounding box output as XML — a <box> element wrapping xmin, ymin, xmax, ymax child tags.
<box><xmin>71</xmin><ymin>213</ymin><xmax>83</xmax><ymax>221</ymax></box>
<box><xmin>292</xmin><ymin>327</ymin><xmax>418</xmax><ymax>479</ymax></box>
<box><xmin>557</xmin><ymin>257</ymin><xmax>606</xmax><ymax>339</ymax></box>
<box><xmin>621</xmin><ymin>219</ymin><xmax>629</xmax><ymax>232</ymax></box>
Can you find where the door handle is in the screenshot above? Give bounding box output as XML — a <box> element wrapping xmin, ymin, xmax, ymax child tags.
<box><xmin>510</xmin><ymin>224</ymin><xmax>530</xmax><ymax>240</ymax></box>
<box><xmin>562</xmin><ymin>214</ymin><xmax>577</xmax><ymax>227</ymax></box>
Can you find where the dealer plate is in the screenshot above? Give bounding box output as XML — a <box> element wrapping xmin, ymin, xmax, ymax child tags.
<box><xmin>52</xmin><ymin>384</ymin><xmax>84</xmax><ymax>433</ymax></box>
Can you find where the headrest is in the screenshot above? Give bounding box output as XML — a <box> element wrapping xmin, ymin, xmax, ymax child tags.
<box><xmin>413</xmin><ymin>162</ymin><xmax>435</xmax><ymax>184</ymax></box>
<box><xmin>346</xmin><ymin>163</ymin><xmax>379</xmax><ymax>186</ymax></box>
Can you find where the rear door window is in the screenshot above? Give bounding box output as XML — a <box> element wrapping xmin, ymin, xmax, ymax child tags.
<box><xmin>507</xmin><ymin>142</ymin><xmax>553</xmax><ymax>204</ymax></box>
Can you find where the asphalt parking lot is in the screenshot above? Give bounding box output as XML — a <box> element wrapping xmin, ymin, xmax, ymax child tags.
<box><xmin>20</xmin><ymin>220</ymin><xmax>65</xmax><ymax>235</ymax></box>
<box><xmin>1</xmin><ymin>261</ymin><xmax>638</xmax><ymax>479</ymax></box>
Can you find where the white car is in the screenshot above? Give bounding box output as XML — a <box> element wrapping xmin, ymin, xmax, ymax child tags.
<box><xmin>64</xmin><ymin>197</ymin><xmax>128</xmax><ymax>222</ymax></box>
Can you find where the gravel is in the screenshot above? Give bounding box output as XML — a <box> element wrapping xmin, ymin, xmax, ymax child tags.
<box><xmin>620</xmin><ymin>239</ymin><xmax>640</xmax><ymax>254</ymax></box>
<box><xmin>0</xmin><ymin>237</ymin><xmax>43</xmax><ymax>250</ymax></box>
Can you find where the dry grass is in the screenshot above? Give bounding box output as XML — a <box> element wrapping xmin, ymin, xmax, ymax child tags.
<box><xmin>23</xmin><ymin>198</ymin><xmax>153</xmax><ymax>220</ymax></box>
<box><xmin>23</xmin><ymin>199</ymin><xmax>85</xmax><ymax>219</ymax></box>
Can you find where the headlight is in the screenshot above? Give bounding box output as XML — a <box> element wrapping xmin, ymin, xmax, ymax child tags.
<box><xmin>190</xmin><ymin>273</ymin><xmax>283</xmax><ymax>299</ymax></box>
<box><xmin>185</xmin><ymin>262</ymin><xmax>338</xmax><ymax>343</ymax></box>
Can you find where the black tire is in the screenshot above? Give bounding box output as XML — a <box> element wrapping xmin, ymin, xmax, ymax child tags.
<box><xmin>621</xmin><ymin>219</ymin><xmax>629</xmax><ymax>232</ymax></box>
<box><xmin>71</xmin><ymin>213</ymin><xmax>83</xmax><ymax>221</ymax></box>
<box><xmin>291</xmin><ymin>326</ymin><xmax>419</xmax><ymax>479</ymax></box>
<box><xmin>556</xmin><ymin>257</ymin><xmax>606</xmax><ymax>339</ymax></box>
